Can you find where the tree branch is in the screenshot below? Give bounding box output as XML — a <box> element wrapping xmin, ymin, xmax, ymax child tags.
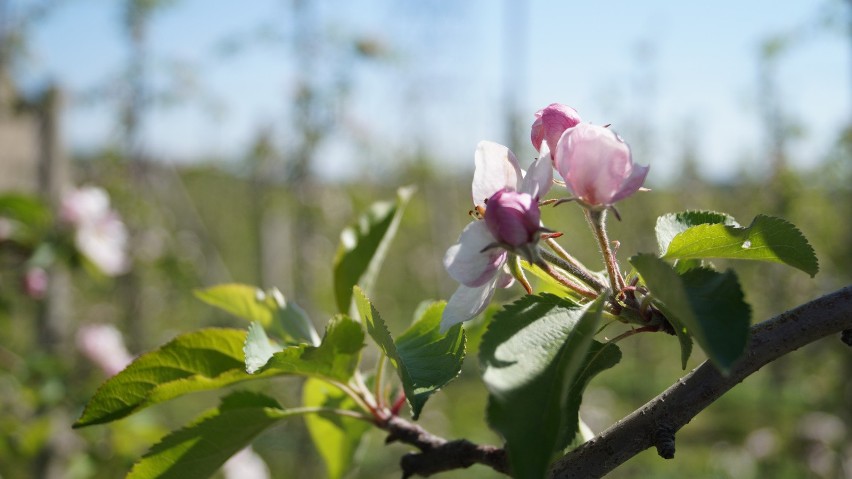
<box><xmin>382</xmin><ymin>415</ymin><xmax>510</xmax><ymax>478</ymax></box>
<box><xmin>548</xmin><ymin>285</ymin><xmax>852</xmax><ymax>479</ymax></box>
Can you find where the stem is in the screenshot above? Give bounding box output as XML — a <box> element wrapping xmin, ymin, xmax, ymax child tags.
<box><xmin>374</xmin><ymin>354</ymin><xmax>387</xmax><ymax>408</ymax></box>
<box><xmin>585</xmin><ymin>208</ymin><xmax>625</xmax><ymax>294</ymax></box>
<box><xmin>540</xmin><ymin>242</ymin><xmax>608</xmax><ymax>292</ymax></box>
<box><xmin>535</xmin><ymin>259</ymin><xmax>599</xmax><ymax>300</ymax></box>
<box><xmin>606</xmin><ymin>325</ymin><xmax>659</xmax><ymax>344</ymax></box>
<box><xmin>286</xmin><ymin>406</ymin><xmax>374</xmax><ymax>422</ymax></box>
<box><xmin>327</xmin><ymin>378</ymin><xmax>375</xmax><ymax>417</ymax></box>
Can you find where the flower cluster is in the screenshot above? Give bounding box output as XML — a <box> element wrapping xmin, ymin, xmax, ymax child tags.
<box><xmin>441</xmin><ymin>103</ymin><xmax>649</xmax><ymax>331</ymax></box>
<box><xmin>60</xmin><ymin>186</ymin><xmax>129</xmax><ymax>276</ymax></box>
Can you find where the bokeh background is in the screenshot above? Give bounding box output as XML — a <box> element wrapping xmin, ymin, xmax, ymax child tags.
<box><xmin>1</xmin><ymin>1</ymin><xmax>850</xmax><ymax>478</ymax></box>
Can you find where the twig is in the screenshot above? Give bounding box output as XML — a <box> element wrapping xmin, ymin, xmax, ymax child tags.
<box><xmin>382</xmin><ymin>416</ymin><xmax>510</xmax><ymax>478</ymax></box>
<box><xmin>548</xmin><ymin>285</ymin><xmax>852</xmax><ymax>479</ymax></box>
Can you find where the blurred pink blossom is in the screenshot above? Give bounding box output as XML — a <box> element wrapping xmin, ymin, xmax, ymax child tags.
<box><xmin>60</xmin><ymin>187</ymin><xmax>110</xmax><ymax>226</ymax></box>
<box><xmin>60</xmin><ymin>187</ymin><xmax>129</xmax><ymax>276</ymax></box>
<box><xmin>23</xmin><ymin>267</ymin><xmax>49</xmax><ymax>299</ymax></box>
<box><xmin>76</xmin><ymin>324</ymin><xmax>134</xmax><ymax>377</ymax></box>
<box><xmin>554</xmin><ymin>123</ymin><xmax>649</xmax><ymax>207</ymax></box>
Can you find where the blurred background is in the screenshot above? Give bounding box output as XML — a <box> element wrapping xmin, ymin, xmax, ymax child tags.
<box><xmin>0</xmin><ymin>0</ymin><xmax>850</xmax><ymax>478</ymax></box>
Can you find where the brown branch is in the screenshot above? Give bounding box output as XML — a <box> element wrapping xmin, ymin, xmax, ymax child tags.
<box><xmin>382</xmin><ymin>416</ymin><xmax>510</xmax><ymax>478</ymax></box>
<box><xmin>548</xmin><ymin>285</ymin><xmax>852</xmax><ymax>479</ymax></box>
<box><xmin>378</xmin><ymin>286</ymin><xmax>851</xmax><ymax>478</ymax></box>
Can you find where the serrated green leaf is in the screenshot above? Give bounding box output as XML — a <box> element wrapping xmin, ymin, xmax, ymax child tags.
<box><xmin>655</xmin><ymin>210</ymin><xmax>738</xmax><ymax>255</ymax></box>
<box><xmin>244</xmin><ymin>322</ymin><xmax>282</xmax><ymax>374</ymax></box>
<box><xmin>396</xmin><ymin>301</ymin><xmax>466</xmax><ymax>418</ymax></box>
<box><xmin>480</xmin><ymin>295</ymin><xmax>617</xmax><ymax>479</ymax></box>
<box><xmin>260</xmin><ymin>315</ymin><xmax>365</xmax><ymax>383</ymax></box>
<box><xmin>664</xmin><ymin>312</ymin><xmax>694</xmax><ymax>370</ymax></box>
<box><xmin>333</xmin><ymin>186</ymin><xmax>415</xmax><ymax>314</ymax></box>
<box><xmin>75</xmin><ymin>329</ymin><xmax>276</xmax><ymax>428</ymax></box>
<box><xmin>354</xmin><ymin>287</ymin><xmax>464</xmax><ymax>419</ymax></box>
<box><xmin>195</xmin><ymin>284</ymin><xmax>274</xmax><ymax>326</ymax></box>
<box><xmin>663</xmin><ymin>214</ymin><xmax>819</xmax><ymax>277</ymax></box>
<box><xmin>195</xmin><ymin>283</ymin><xmax>319</xmax><ymax>346</ymax></box>
<box><xmin>127</xmin><ymin>391</ymin><xmax>292</xmax><ymax>479</ymax></box>
<box><xmin>630</xmin><ymin>254</ymin><xmax>750</xmax><ymax>373</ymax></box>
<box><xmin>303</xmin><ymin>378</ymin><xmax>370</xmax><ymax>479</ymax></box>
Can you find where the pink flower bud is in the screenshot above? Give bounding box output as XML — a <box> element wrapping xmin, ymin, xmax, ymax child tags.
<box><xmin>531</xmin><ymin>103</ymin><xmax>582</xmax><ymax>159</ymax></box>
<box><xmin>554</xmin><ymin>123</ymin><xmax>649</xmax><ymax>207</ymax></box>
<box><xmin>23</xmin><ymin>267</ymin><xmax>48</xmax><ymax>299</ymax></box>
<box><xmin>484</xmin><ymin>188</ymin><xmax>540</xmax><ymax>248</ymax></box>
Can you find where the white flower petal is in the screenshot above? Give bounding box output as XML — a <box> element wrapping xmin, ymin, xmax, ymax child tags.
<box><xmin>472</xmin><ymin>141</ymin><xmax>522</xmax><ymax>206</ymax></box>
<box><xmin>444</xmin><ymin>221</ymin><xmax>505</xmax><ymax>287</ymax></box>
<box><xmin>520</xmin><ymin>150</ymin><xmax>553</xmax><ymax>199</ymax></box>
<box><xmin>440</xmin><ymin>281</ymin><xmax>498</xmax><ymax>333</ymax></box>
<box><xmin>495</xmin><ymin>267</ymin><xmax>515</xmax><ymax>289</ymax></box>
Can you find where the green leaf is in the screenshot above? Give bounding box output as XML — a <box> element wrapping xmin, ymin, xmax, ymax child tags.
<box><xmin>480</xmin><ymin>295</ymin><xmax>617</xmax><ymax>479</ymax></box>
<box><xmin>195</xmin><ymin>283</ymin><xmax>319</xmax><ymax>346</ymax></box>
<box><xmin>354</xmin><ymin>287</ymin><xmax>465</xmax><ymax>420</ymax></box>
<box><xmin>303</xmin><ymin>378</ymin><xmax>370</xmax><ymax>479</ymax></box>
<box><xmin>0</xmin><ymin>193</ymin><xmax>51</xmax><ymax>234</ymax></box>
<box><xmin>663</xmin><ymin>214</ymin><xmax>819</xmax><ymax>277</ymax></box>
<box><xmin>395</xmin><ymin>301</ymin><xmax>466</xmax><ymax>419</ymax></box>
<box><xmin>244</xmin><ymin>322</ymin><xmax>283</xmax><ymax>374</ymax></box>
<box><xmin>655</xmin><ymin>210</ymin><xmax>738</xmax><ymax>255</ymax></box>
<box><xmin>333</xmin><ymin>186</ymin><xmax>415</xmax><ymax>314</ymax></box>
<box><xmin>75</xmin><ymin>329</ymin><xmax>275</xmax><ymax>428</ymax></box>
<box><xmin>127</xmin><ymin>391</ymin><xmax>292</xmax><ymax>479</ymax></box>
<box><xmin>261</xmin><ymin>315</ymin><xmax>365</xmax><ymax>383</ymax></box>
<box><xmin>665</xmin><ymin>313</ymin><xmax>694</xmax><ymax>370</ymax></box>
<box><xmin>630</xmin><ymin>254</ymin><xmax>750</xmax><ymax>373</ymax></box>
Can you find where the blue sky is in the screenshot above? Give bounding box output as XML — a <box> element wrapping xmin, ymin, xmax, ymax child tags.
<box><xmin>16</xmin><ymin>0</ymin><xmax>851</xmax><ymax>183</ymax></box>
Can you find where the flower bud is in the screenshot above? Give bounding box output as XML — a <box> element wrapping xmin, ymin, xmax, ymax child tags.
<box><xmin>554</xmin><ymin>123</ymin><xmax>649</xmax><ymax>207</ymax></box>
<box><xmin>484</xmin><ymin>188</ymin><xmax>540</xmax><ymax>248</ymax></box>
<box><xmin>531</xmin><ymin>103</ymin><xmax>582</xmax><ymax>159</ymax></box>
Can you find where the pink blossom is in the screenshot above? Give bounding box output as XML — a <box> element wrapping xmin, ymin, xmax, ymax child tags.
<box><xmin>23</xmin><ymin>267</ymin><xmax>49</xmax><ymax>299</ymax></box>
<box><xmin>75</xmin><ymin>211</ymin><xmax>130</xmax><ymax>276</ymax></box>
<box><xmin>441</xmin><ymin>141</ymin><xmax>551</xmax><ymax>332</ymax></box>
<box><xmin>531</xmin><ymin>103</ymin><xmax>582</xmax><ymax>160</ymax></box>
<box><xmin>60</xmin><ymin>187</ymin><xmax>129</xmax><ymax>276</ymax></box>
<box><xmin>60</xmin><ymin>187</ymin><xmax>110</xmax><ymax>226</ymax></box>
<box><xmin>76</xmin><ymin>324</ymin><xmax>134</xmax><ymax>377</ymax></box>
<box><xmin>485</xmin><ymin>189</ymin><xmax>540</xmax><ymax>248</ymax></box>
<box><xmin>554</xmin><ymin>123</ymin><xmax>649</xmax><ymax>207</ymax></box>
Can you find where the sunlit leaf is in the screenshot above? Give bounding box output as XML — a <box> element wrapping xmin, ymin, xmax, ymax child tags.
<box><xmin>480</xmin><ymin>295</ymin><xmax>618</xmax><ymax>479</ymax></box>
<box><xmin>260</xmin><ymin>315</ymin><xmax>365</xmax><ymax>383</ymax></box>
<box><xmin>655</xmin><ymin>210</ymin><xmax>738</xmax><ymax>255</ymax></box>
<box><xmin>244</xmin><ymin>322</ymin><xmax>282</xmax><ymax>374</ymax></box>
<box><xmin>354</xmin><ymin>287</ymin><xmax>464</xmax><ymax>420</ymax></box>
<box><xmin>74</xmin><ymin>329</ymin><xmax>274</xmax><ymax>428</ymax></box>
<box><xmin>195</xmin><ymin>283</ymin><xmax>319</xmax><ymax>346</ymax></box>
<box><xmin>663</xmin><ymin>214</ymin><xmax>818</xmax><ymax>277</ymax></box>
<box><xmin>631</xmin><ymin>254</ymin><xmax>750</xmax><ymax>373</ymax></box>
<box><xmin>303</xmin><ymin>378</ymin><xmax>370</xmax><ymax>479</ymax></box>
<box><xmin>333</xmin><ymin>186</ymin><xmax>415</xmax><ymax>314</ymax></box>
<box><xmin>127</xmin><ymin>391</ymin><xmax>292</xmax><ymax>479</ymax></box>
